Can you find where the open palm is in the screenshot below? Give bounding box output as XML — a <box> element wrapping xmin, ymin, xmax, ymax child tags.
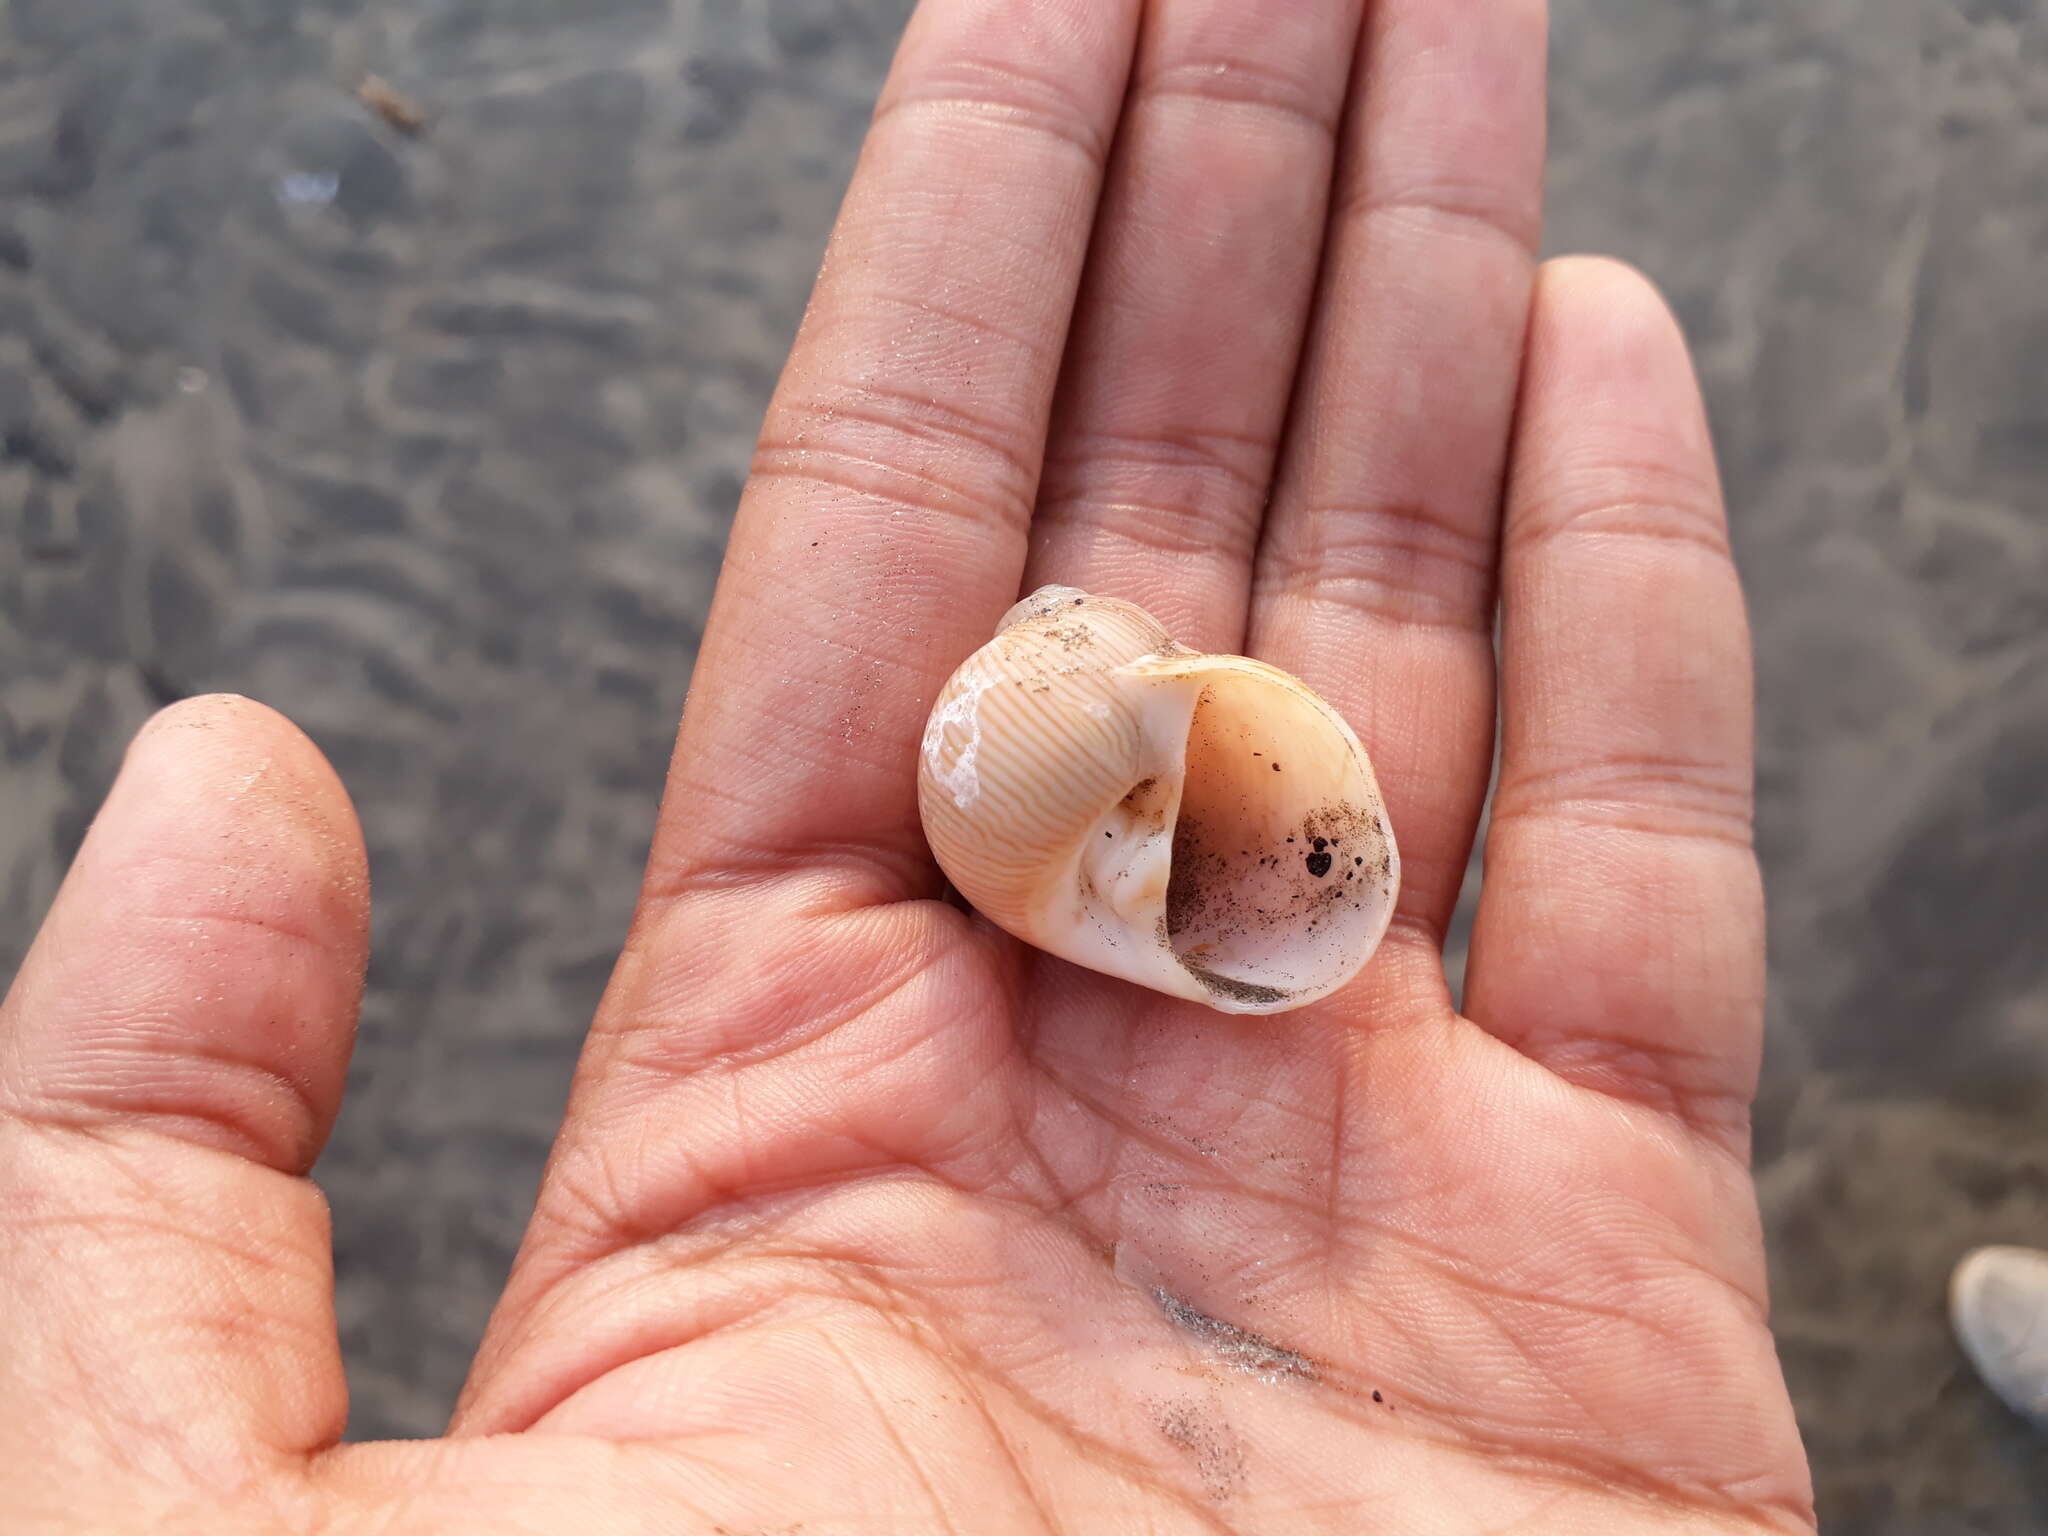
<box><xmin>3</xmin><ymin>0</ymin><xmax>1813</xmax><ymax>1530</ymax></box>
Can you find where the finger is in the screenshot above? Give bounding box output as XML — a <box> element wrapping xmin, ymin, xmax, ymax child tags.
<box><xmin>0</xmin><ymin>696</ymin><xmax>368</xmax><ymax>1474</ymax></box>
<box><xmin>1021</xmin><ymin>0</ymin><xmax>1367</xmax><ymax>652</ymax></box>
<box><xmin>652</xmin><ymin>0</ymin><xmax>1143</xmax><ymax>898</ymax></box>
<box><xmin>1250</xmin><ymin>0</ymin><xmax>1547</xmax><ymax>952</ymax></box>
<box><xmin>1466</xmin><ymin>257</ymin><xmax>1762</xmax><ymax>1149</ymax></box>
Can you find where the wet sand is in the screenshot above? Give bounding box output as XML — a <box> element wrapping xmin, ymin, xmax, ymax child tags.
<box><xmin>1</xmin><ymin>0</ymin><xmax>2043</xmax><ymax>1526</ymax></box>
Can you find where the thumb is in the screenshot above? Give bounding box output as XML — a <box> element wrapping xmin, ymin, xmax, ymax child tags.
<box><xmin>0</xmin><ymin>696</ymin><xmax>368</xmax><ymax>1504</ymax></box>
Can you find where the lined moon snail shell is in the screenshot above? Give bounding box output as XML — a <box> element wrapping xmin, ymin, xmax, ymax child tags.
<box><xmin>918</xmin><ymin>587</ymin><xmax>1399</xmax><ymax>1015</ymax></box>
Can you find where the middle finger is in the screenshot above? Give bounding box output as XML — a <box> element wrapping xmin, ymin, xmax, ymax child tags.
<box><xmin>1023</xmin><ymin>0</ymin><xmax>1368</xmax><ymax>652</ymax></box>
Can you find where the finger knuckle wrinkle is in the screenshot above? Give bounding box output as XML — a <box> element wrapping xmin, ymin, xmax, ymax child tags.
<box><xmin>879</xmin><ymin>56</ymin><xmax>1112</xmax><ymax>170</ymax></box>
<box><xmin>1517</xmin><ymin>469</ymin><xmax>1729</xmax><ymax>560</ymax></box>
<box><xmin>1048</xmin><ymin>425</ymin><xmax>1271</xmax><ymax>497</ymax></box>
<box><xmin>1037</xmin><ymin>430</ymin><xmax>1271</xmax><ymax>551</ymax></box>
<box><xmin>1134</xmin><ymin>57</ymin><xmax>1341</xmax><ymax>141</ymax></box>
<box><xmin>1261</xmin><ymin>501</ymin><xmax>1497</xmax><ymax>631</ymax></box>
<box><xmin>754</xmin><ymin>391</ymin><xmax>1039</xmax><ymax>537</ymax></box>
<box><xmin>1036</xmin><ymin>495</ymin><xmax>1261</xmax><ymax>564</ymax></box>
<box><xmin>6</xmin><ymin>1051</ymin><xmax>322</xmax><ymax>1174</ymax></box>
<box><xmin>1494</xmin><ymin>756</ymin><xmax>1754</xmax><ymax>846</ymax></box>
<box><xmin>1528</xmin><ymin>1031</ymin><xmax>1757</xmax><ymax>1142</ymax></box>
<box><xmin>1341</xmin><ymin>182</ymin><xmax>1541</xmax><ymax>262</ymax></box>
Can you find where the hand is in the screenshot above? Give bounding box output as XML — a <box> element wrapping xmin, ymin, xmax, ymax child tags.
<box><xmin>2</xmin><ymin>0</ymin><xmax>1814</xmax><ymax>1530</ymax></box>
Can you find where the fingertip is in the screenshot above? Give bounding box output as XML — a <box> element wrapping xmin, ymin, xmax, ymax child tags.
<box><xmin>117</xmin><ymin>693</ymin><xmax>369</xmax><ymax>929</ymax></box>
<box><xmin>5</xmin><ymin>693</ymin><xmax>370</xmax><ymax>1170</ymax></box>
<box><xmin>1531</xmin><ymin>256</ymin><xmax>1700</xmax><ymax>404</ymax></box>
<box><xmin>1520</xmin><ymin>255</ymin><xmax>1718</xmax><ymax>497</ymax></box>
<box><xmin>134</xmin><ymin>691</ymin><xmax>288</xmax><ymax>745</ymax></box>
<box><xmin>132</xmin><ymin>691</ymin><xmax>345</xmax><ymax>795</ymax></box>
<box><xmin>1534</xmin><ymin>254</ymin><xmax>1673</xmax><ymax>329</ymax></box>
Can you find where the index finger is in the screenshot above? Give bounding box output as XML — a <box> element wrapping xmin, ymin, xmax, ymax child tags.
<box><xmin>651</xmin><ymin>0</ymin><xmax>1142</xmax><ymax>900</ymax></box>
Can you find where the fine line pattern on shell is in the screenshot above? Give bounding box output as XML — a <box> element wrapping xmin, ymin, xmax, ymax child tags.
<box><xmin>917</xmin><ymin>587</ymin><xmax>1400</xmax><ymax>1016</ymax></box>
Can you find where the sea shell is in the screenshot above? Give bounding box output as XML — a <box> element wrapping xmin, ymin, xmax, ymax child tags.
<box><xmin>918</xmin><ymin>586</ymin><xmax>1399</xmax><ymax>1015</ymax></box>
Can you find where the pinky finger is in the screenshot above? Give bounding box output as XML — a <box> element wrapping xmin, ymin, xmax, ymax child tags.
<box><xmin>1466</xmin><ymin>257</ymin><xmax>1763</xmax><ymax>1151</ymax></box>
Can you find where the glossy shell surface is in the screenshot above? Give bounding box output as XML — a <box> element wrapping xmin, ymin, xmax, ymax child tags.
<box><xmin>918</xmin><ymin>587</ymin><xmax>1399</xmax><ymax>1014</ymax></box>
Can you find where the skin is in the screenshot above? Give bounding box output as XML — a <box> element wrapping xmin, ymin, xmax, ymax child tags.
<box><xmin>0</xmin><ymin>0</ymin><xmax>1816</xmax><ymax>1530</ymax></box>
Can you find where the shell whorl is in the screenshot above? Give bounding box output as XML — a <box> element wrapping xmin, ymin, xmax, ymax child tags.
<box><xmin>918</xmin><ymin>587</ymin><xmax>1398</xmax><ymax>1014</ymax></box>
